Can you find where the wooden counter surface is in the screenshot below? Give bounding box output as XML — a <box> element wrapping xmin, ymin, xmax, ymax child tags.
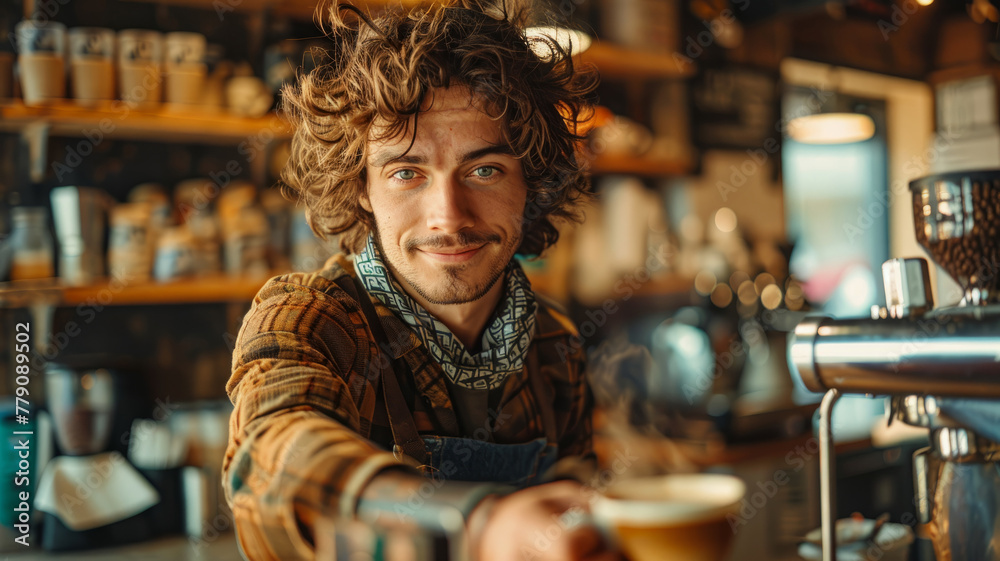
<box><xmin>2</xmin><ymin>530</ymin><xmax>241</xmax><ymax>561</ymax></box>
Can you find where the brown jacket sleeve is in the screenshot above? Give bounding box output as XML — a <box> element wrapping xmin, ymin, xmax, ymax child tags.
<box><xmin>222</xmin><ymin>273</ymin><xmax>408</xmax><ymax>560</ymax></box>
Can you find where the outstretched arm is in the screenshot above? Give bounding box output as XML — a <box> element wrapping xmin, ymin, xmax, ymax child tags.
<box><xmin>222</xmin><ymin>277</ymin><xmax>412</xmax><ymax>560</ymax></box>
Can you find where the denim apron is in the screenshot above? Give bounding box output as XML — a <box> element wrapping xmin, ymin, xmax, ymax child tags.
<box><xmin>336</xmin><ymin>275</ymin><xmax>559</xmax><ymax>488</ymax></box>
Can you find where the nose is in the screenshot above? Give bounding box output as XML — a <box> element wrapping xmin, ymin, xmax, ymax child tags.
<box><xmin>425</xmin><ymin>174</ymin><xmax>475</xmax><ymax>233</ymax></box>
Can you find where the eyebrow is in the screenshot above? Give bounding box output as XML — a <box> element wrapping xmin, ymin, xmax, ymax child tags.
<box><xmin>368</xmin><ymin>144</ymin><xmax>515</xmax><ymax>169</ymax></box>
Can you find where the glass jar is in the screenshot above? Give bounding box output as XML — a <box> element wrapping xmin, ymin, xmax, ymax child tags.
<box><xmin>8</xmin><ymin>206</ymin><xmax>54</xmax><ymax>281</ymax></box>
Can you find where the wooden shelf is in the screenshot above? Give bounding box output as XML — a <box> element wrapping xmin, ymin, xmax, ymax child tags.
<box><xmin>0</xmin><ymin>274</ymin><xmax>272</xmax><ymax>308</ymax></box>
<box><xmin>0</xmin><ymin>102</ymin><xmax>292</xmax><ymax>145</ymax></box>
<box><xmin>0</xmin><ymin>271</ymin><xmax>569</xmax><ymax>308</ymax></box>
<box><xmin>589</xmin><ymin>153</ymin><xmax>693</xmax><ymax>177</ymax></box>
<box><xmin>118</xmin><ymin>2</ymin><xmax>691</xmax><ymax>79</ymax></box>
<box><xmin>927</xmin><ymin>62</ymin><xmax>1000</xmax><ymax>85</ymax></box>
<box><xmin>121</xmin><ymin>0</ymin><xmax>425</xmax><ymax>20</ymax></box>
<box><xmin>632</xmin><ymin>274</ymin><xmax>695</xmax><ymax>297</ymax></box>
<box><xmin>575</xmin><ymin>41</ymin><xmax>696</xmax><ymax>81</ymax></box>
<box><xmin>0</xmin><ymin>103</ymin><xmax>692</xmax><ymax>176</ymax></box>
<box><xmin>63</xmin><ymin>274</ymin><xmax>271</xmax><ymax>305</ymax></box>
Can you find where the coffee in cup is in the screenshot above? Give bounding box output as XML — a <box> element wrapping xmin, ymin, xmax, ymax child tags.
<box><xmin>592</xmin><ymin>473</ymin><xmax>746</xmax><ymax>561</ymax></box>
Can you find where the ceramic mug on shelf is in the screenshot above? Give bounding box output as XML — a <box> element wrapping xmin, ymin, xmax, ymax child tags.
<box><xmin>165</xmin><ymin>32</ymin><xmax>205</xmax><ymax>66</ymax></box>
<box><xmin>68</xmin><ymin>27</ymin><xmax>115</xmax><ymax>106</ymax></box>
<box><xmin>153</xmin><ymin>226</ymin><xmax>197</xmax><ymax>281</ymax></box>
<box><xmin>223</xmin><ymin>208</ymin><xmax>269</xmax><ymax>278</ymax></box>
<box><xmin>164</xmin><ymin>32</ymin><xmax>206</xmax><ymax>108</ymax></box>
<box><xmin>108</xmin><ymin>202</ymin><xmax>154</xmax><ymax>282</ymax></box>
<box><xmin>117</xmin><ymin>29</ymin><xmax>163</xmax><ymax>107</ymax></box>
<box><xmin>128</xmin><ymin>182</ymin><xmax>173</xmax><ymax>230</ymax></box>
<box><xmin>14</xmin><ymin>20</ymin><xmax>66</xmax><ymax>105</ymax></box>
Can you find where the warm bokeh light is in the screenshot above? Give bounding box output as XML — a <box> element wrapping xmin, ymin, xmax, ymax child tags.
<box><xmin>695</xmin><ymin>270</ymin><xmax>718</xmax><ymax>295</ymax></box>
<box><xmin>761</xmin><ymin>284</ymin><xmax>783</xmax><ymax>310</ymax></box>
<box><xmin>754</xmin><ymin>272</ymin><xmax>776</xmax><ymax>294</ymax></box>
<box><xmin>711</xmin><ymin>284</ymin><xmax>733</xmax><ymax>307</ymax></box>
<box><xmin>785</xmin><ymin>279</ymin><xmax>805</xmax><ymax>310</ymax></box>
<box><xmin>787</xmin><ymin>113</ymin><xmax>875</xmax><ymax>144</ymax></box>
<box><xmin>737</xmin><ymin>280</ymin><xmax>757</xmax><ymax>305</ymax></box>
<box><xmin>714</xmin><ymin>207</ymin><xmax>738</xmax><ymax>233</ymax></box>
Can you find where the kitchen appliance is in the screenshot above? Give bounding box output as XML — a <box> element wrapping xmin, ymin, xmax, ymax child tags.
<box><xmin>789</xmin><ymin>169</ymin><xmax>1000</xmax><ymax>561</ymax></box>
<box><xmin>643</xmin><ymin>301</ymin><xmax>810</xmax><ymax>445</ymax></box>
<box><xmin>50</xmin><ymin>186</ymin><xmax>107</xmax><ymax>286</ymax></box>
<box><xmin>35</xmin><ymin>359</ymin><xmax>173</xmax><ymax>551</ymax></box>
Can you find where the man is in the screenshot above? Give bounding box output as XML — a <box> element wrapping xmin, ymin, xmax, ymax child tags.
<box><xmin>222</xmin><ymin>2</ymin><xmax>615</xmax><ymax>560</ymax></box>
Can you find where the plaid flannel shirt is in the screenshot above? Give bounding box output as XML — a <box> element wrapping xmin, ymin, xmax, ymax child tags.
<box><xmin>222</xmin><ymin>254</ymin><xmax>594</xmax><ymax>560</ymax></box>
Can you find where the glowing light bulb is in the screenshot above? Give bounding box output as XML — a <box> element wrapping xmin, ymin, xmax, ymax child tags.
<box><xmin>788</xmin><ymin>113</ymin><xmax>875</xmax><ymax>144</ymax></box>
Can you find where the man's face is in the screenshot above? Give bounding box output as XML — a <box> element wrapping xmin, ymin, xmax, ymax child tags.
<box><xmin>364</xmin><ymin>85</ymin><xmax>527</xmax><ymax>305</ymax></box>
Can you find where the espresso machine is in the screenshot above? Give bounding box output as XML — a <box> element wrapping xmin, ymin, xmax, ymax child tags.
<box><xmin>790</xmin><ymin>169</ymin><xmax>1000</xmax><ymax>561</ymax></box>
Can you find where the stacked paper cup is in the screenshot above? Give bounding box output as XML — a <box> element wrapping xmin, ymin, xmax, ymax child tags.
<box><xmin>164</xmin><ymin>32</ymin><xmax>206</xmax><ymax>109</ymax></box>
<box><xmin>117</xmin><ymin>29</ymin><xmax>163</xmax><ymax>108</ymax></box>
<box><xmin>14</xmin><ymin>20</ymin><xmax>66</xmax><ymax>106</ymax></box>
<box><xmin>68</xmin><ymin>27</ymin><xmax>116</xmax><ymax>106</ymax></box>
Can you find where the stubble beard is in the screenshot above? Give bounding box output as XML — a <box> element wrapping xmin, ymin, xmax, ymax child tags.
<box><xmin>372</xmin><ymin>224</ymin><xmax>520</xmax><ymax>305</ymax></box>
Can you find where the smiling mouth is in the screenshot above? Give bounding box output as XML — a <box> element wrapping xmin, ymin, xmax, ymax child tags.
<box><xmin>419</xmin><ymin>245</ymin><xmax>486</xmax><ymax>263</ymax></box>
<box><xmin>430</xmin><ymin>246</ymin><xmax>483</xmax><ymax>255</ymax></box>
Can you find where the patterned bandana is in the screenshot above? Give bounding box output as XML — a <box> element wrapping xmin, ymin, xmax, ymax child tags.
<box><xmin>354</xmin><ymin>234</ymin><xmax>537</xmax><ymax>390</ymax></box>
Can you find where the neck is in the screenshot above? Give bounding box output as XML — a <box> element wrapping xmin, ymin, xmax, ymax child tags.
<box><xmin>405</xmin><ymin>275</ymin><xmax>506</xmax><ymax>350</ymax></box>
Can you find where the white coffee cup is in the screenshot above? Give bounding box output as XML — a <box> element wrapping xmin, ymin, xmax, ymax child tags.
<box><xmin>117</xmin><ymin>29</ymin><xmax>163</xmax><ymax>107</ymax></box>
<box><xmin>154</xmin><ymin>226</ymin><xmax>197</xmax><ymax>281</ymax></box>
<box><xmin>592</xmin><ymin>473</ymin><xmax>746</xmax><ymax>561</ymax></box>
<box><xmin>15</xmin><ymin>20</ymin><xmax>66</xmax><ymax>105</ymax></box>
<box><xmin>108</xmin><ymin>202</ymin><xmax>154</xmax><ymax>282</ymax></box>
<box><xmin>68</xmin><ymin>27</ymin><xmax>115</xmax><ymax>106</ymax></box>
<box><xmin>165</xmin><ymin>32</ymin><xmax>205</xmax><ymax>66</ymax></box>
<box><xmin>163</xmin><ymin>32</ymin><xmax>206</xmax><ymax>108</ymax></box>
<box><xmin>165</xmin><ymin>62</ymin><xmax>205</xmax><ymax>107</ymax></box>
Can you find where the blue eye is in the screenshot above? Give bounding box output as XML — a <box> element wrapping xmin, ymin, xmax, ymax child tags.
<box><xmin>473</xmin><ymin>166</ymin><xmax>497</xmax><ymax>178</ymax></box>
<box><xmin>393</xmin><ymin>169</ymin><xmax>416</xmax><ymax>180</ymax></box>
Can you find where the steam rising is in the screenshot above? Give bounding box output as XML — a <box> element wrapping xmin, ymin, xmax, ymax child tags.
<box><xmin>587</xmin><ymin>337</ymin><xmax>697</xmax><ymax>476</ymax></box>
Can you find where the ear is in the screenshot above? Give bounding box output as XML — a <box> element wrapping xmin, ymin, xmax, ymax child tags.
<box><xmin>359</xmin><ymin>178</ymin><xmax>373</xmax><ymax>212</ymax></box>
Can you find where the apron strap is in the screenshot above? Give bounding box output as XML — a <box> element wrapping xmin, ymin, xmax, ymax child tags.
<box><xmin>334</xmin><ymin>275</ymin><xmax>429</xmax><ymax>464</ymax></box>
<box><xmin>527</xmin><ymin>345</ymin><xmax>559</xmax><ymax>446</ymax></box>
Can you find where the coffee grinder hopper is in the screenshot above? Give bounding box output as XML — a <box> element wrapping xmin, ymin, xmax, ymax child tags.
<box><xmin>912</xmin><ymin>169</ymin><xmax>1000</xmax><ymax>304</ymax></box>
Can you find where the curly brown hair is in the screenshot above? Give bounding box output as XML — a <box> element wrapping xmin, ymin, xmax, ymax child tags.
<box><xmin>278</xmin><ymin>0</ymin><xmax>598</xmax><ymax>256</ymax></box>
